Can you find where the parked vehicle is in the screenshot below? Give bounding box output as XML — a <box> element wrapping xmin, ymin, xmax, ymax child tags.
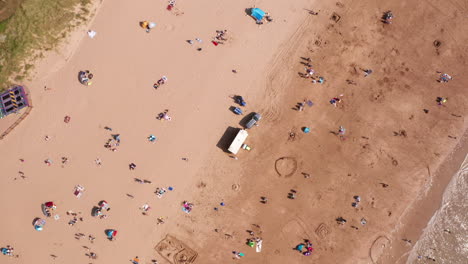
<box><xmin>232</xmin><ymin>107</ymin><xmax>243</xmax><ymax>115</ymax></box>
<box><xmin>246</xmin><ymin>112</ymin><xmax>261</xmax><ymax>129</ymax></box>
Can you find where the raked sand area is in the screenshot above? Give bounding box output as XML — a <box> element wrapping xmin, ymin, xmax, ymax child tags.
<box><xmin>1</xmin><ymin>0</ymin><xmax>468</xmax><ymax>264</ymax></box>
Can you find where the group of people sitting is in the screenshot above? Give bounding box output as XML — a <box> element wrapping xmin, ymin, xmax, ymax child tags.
<box><xmin>438</xmin><ymin>73</ymin><xmax>452</xmax><ymax>83</ymax></box>
<box><xmin>212</xmin><ymin>30</ymin><xmax>228</xmax><ymax>45</ymax></box>
<box><xmin>140</xmin><ymin>21</ymin><xmax>156</xmax><ymax>33</ymax></box>
<box><xmin>381</xmin><ymin>11</ymin><xmax>394</xmax><ymax>24</ymax></box>
<box><xmin>1</xmin><ymin>245</ymin><xmax>14</xmax><ymax>257</ymax></box>
<box><xmin>256</xmin><ymin>13</ymin><xmax>273</xmax><ymax>25</ymax></box>
<box><xmin>43</xmin><ymin>201</ymin><xmax>57</xmax><ymax>217</ymax></box>
<box><xmin>155</xmin><ymin>187</ymin><xmax>167</xmax><ymax>198</ymax></box>
<box><xmin>92</xmin><ymin>200</ymin><xmax>111</xmax><ymax>219</ymax></box>
<box><xmin>182</xmin><ymin>201</ymin><xmax>194</xmax><ymax>213</ymax></box>
<box><xmin>153</xmin><ymin>76</ymin><xmax>168</xmax><ymax>89</ymax></box>
<box><xmin>157</xmin><ymin>109</ymin><xmax>172</xmax><ymax>121</ymax></box>
<box><xmin>105</xmin><ymin>134</ymin><xmax>120</xmax><ymax>152</ymax></box>
<box><xmin>295</xmin><ymin>239</ymin><xmax>314</xmax><ymax>256</ymax></box>
<box><xmin>79</xmin><ymin>70</ymin><xmax>94</xmax><ymax>86</ymax></box>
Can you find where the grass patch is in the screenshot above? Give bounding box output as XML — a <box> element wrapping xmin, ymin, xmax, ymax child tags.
<box><xmin>0</xmin><ymin>0</ymin><xmax>93</xmax><ymax>91</ymax></box>
<box><xmin>0</xmin><ymin>19</ymin><xmax>10</xmax><ymax>33</ymax></box>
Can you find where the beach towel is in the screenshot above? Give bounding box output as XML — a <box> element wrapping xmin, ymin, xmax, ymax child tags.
<box><xmin>256</xmin><ymin>240</ymin><xmax>263</xmax><ymax>252</ymax></box>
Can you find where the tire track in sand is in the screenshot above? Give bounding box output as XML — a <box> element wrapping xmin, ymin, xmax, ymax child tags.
<box><xmin>260</xmin><ymin>15</ymin><xmax>313</xmax><ymax>123</ymax></box>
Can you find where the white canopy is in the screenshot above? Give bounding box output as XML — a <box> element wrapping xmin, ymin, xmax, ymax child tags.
<box><xmin>228</xmin><ymin>129</ymin><xmax>248</xmax><ymax>154</ymax></box>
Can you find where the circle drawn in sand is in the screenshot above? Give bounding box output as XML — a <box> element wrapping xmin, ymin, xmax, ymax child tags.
<box><xmin>369</xmin><ymin>235</ymin><xmax>391</xmax><ymax>263</ymax></box>
<box><xmin>232</xmin><ymin>184</ymin><xmax>240</xmax><ymax>191</ymax></box>
<box><xmin>275</xmin><ymin>157</ymin><xmax>297</xmax><ymax>177</ymax></box>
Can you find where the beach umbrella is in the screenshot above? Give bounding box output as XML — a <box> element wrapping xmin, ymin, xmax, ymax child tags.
<box><xmin>34</xmin><ymin>218</ymin><xmax>46</xmax><ymax>231</ymax></box>
<box><xmin>44</xmin><ymin>201</ymin><xmax>56</xmax><ymax>209</ymax></box>
<box><xmin>303</xmin><ymin>127</ymin><xmax>310</xmax><ymax>133</ymax></box>
<box><xmin>106</xmin><ymin>229</ymin><xmax>117</xmax><ymax>239</ymax></box>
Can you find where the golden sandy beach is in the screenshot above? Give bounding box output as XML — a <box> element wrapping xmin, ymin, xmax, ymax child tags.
<box><xmin>1</xmin><ymin>0</ymin><xmax>467</xmax><ymax>264</ymax></box>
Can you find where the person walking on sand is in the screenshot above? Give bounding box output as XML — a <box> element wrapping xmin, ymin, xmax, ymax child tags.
<box><xmin>364</xmin><ymin>69</ymin><xmax>373</xmax><ymax>77</ymax></box>
<box><xmin>338</xmin><ymin>126</ymin><xmax>346</xmax><ymax>135</ymax></box>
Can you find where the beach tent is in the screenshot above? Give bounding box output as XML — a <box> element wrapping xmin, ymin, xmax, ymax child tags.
<box><xmin>251</xmin><ymin>8</ymin><xmax>266</xmax><ymax>21</ymax></box>
<box><xmin>106</xmin><ymin>229</ymin><xmax>117</xmax><ymax>239</ymax></box>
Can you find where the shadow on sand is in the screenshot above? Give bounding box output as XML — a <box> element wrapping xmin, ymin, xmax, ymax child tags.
<box><xmin>216</xmin><ymin>126</ymin><xmax>240</xmax><ymax>153</ymax></box>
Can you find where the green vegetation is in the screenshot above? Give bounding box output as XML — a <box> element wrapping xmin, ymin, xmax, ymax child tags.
<box><xmin>0</xmin><ymin>19</ymin><xmax>10</xmax><ymax>33</ymax></box>
<box><xmin>0</xmin><ymin>0</ymin><xmax>92</xmax><ymax>91</ymax></box>
<box><xmin>0</xmin><ymin>0</ymin><xmax>25</xmax><ymax>21</ymax></box>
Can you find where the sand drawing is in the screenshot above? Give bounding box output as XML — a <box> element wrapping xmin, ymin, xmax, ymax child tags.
<box><xmin>155</xmin><ymin>235</ymin><xmax>198</xmax><ymax>264</ymax></box>
<box><xmin>369</xmin><ymin>235</ymin><xmax>391</xmax><ymax>263</ymax></box>
<box><xmin>315</xmin><ymin>223</ymin><xmax>331</xmax><ymax>239</ymax></box>
<box><xmin>275</xmin><ymin>157</ymin><xmax>298</xmax><ymax>177</ymax></box>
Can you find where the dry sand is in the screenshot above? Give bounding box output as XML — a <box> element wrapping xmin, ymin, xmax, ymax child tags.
<box><xmin>1</xmin><ymin>0</ymin><xmax>467</xmax><ymax>264</ymax></box>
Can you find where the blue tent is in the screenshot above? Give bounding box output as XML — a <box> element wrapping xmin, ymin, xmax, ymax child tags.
<box><xmin>251</xmin><ymin>8</ymin><xmax>265</xmax><ymax>21</ymax></box>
